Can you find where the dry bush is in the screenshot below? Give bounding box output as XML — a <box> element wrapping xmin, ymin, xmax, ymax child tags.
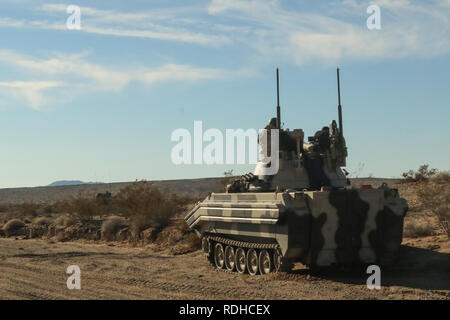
<box><xmin>415</xmin><ymin>172</ymin><xmax>450</xmax><ymax>237</ymax></box>
<box><xmin>128</xmin><ymin>215</ymin><xmax>154</xmax><ymax>238</ymax></box>
<box><xmin>101</xmin><ymin>216</ymin><xmax>128</xmax><ymax>241</ymax></box>
<box><xmin>67</xmin><ymin>194</ymin><xmax>108</xmax><ymax>219</ymax></box>
<box><xmin>402</xmin><ymin>164</ymin><xmax>438</xmax><ymax>183</ymax></box>
<box><xmin>50</xmin><ymin>200</ymin><xmax>71</xmax><ymax>214</ymax></box>
<box><xmin>18</xmin><ymin>203</ymin><xmax>39</xmax><ymax>217</ymax></box>
<box><xmin>54</xmin><ymin>215</ymin><xmax>78</xmax><ymax>227</ymax></box>
<box><xmin>403</xmin><ymin>219</ymin><xmax>435</xmax><ymax>238</ymax></box>
<box><xmin>431</xmin><ymin>171</ymin><xmax>450</xmax><ymax>184</ymax></box>
<box><xmin>43</xmin><ymin>205</ymin><xmax>54</xmax><ymax>214</ymax></box>
<box><xmin>115</xmin><ymin>181</ymin><xmax>188</xmax><ymax>230</ymax></box>
<box><xmin>163</xmin><ymin>221</ymin><xmax>201</xmax><ymax>254</ymax></box>
<box><xmin>154</xmin><ymin>223</ymin><xmax>185</xmax><ymax>247</ymax></box>
<box><xmin>177</xmin><ymin>218</ymin><xmax>201</xmax><ymax>251</ymax></box>
<box><xmin>32</xmin><ymin>216</ymin><xmax>52</xmax><ymax>226</ymax></box>
<box><xmin>182</xmin><ymin>232</ymin><xmax>201</xmax><ymax>250</ymax></box>
<box><xmin>2</xmin><ymin>219</ymin><xmax>25</xmax><ymax>236</ymax></box>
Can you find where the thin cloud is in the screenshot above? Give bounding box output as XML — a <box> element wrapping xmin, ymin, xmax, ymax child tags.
<box><xmin>0</xmin><ymin>17</ymin><xmax>26</xmax><ymax>28</ymax></box>
<box><xmin>79</xmin><ymin>25</ymin><xmax>227</xmax><ymax>45</ymax></box>
<box><xmin>1</xmin><ymin>1</ymin><xmax>449</xmax><ymax>61</ymax></box>
<box><xmin>0</xmin><ymin>50</ymin><xmax>131</xmax><ymax>90</ymax></box>
<box><xmin>0</xmin><ymin>3</ymin><xmax>229</xmax><ymax>45</ymax></box>
<box><xmin>208</xmin><ymin>0</ymin><xmax>450</xmax><ymax>64</ymax></box>
<box><xmin>138</xmin><ymin>64</ymin><xmax>230</xmax><ymax>84</ymax></box>
<box><xmin>0</xmin><ymin>81</ymin><xmax>64</xmax><ymax>110</ymax></box>
<box><xmin>37</xmin><ymin>3</ymin><xmax>229</xmax><ymax>45</ymax></box>
<box><xmin>0</xmin><ymin>50</ymin><xmax>240</xmax><ymax>109</ymax></box>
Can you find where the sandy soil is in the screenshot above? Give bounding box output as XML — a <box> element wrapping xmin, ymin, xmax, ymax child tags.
<box><xmin>0</xmin><ymin>236</ymin><xmax>448</xmax><ymax>300</ymax></box>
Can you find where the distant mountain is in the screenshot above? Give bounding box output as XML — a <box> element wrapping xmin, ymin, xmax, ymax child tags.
<box><xmin>48</xmin><ymin>180</ymin><xmax>104</xmax><ymax>187</ymax></box>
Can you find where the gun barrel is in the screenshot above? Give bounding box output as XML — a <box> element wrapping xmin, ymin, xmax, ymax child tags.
<box><xmin>276</xmin><ymin>68</ymin><xmax>281</xmax><ymax>129</ymax></box>
<box><xmin>337</xmin><ymin>67</ymin><xmax>343</xmax><ymax>137</ymax></box>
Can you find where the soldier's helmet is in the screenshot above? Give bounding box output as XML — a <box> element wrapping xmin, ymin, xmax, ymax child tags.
<box><xmin>266</xmin><ymin>117</ymin><xmax>277</xmax><ymax>129</ymax></box>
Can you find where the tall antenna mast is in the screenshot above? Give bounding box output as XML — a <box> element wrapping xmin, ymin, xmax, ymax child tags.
<box><xmin>337</xmin><ymin>67</ymin><xmax>343</xmax><ymax>137</ymax></box>
<box><xmin>276</xmin><ymin>68</ymin><xmax>281</xmax><ymax>129</ymax></box>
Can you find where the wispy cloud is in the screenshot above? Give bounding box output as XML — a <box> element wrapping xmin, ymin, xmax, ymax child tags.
<box><xmin>208</xmin><ymin>0</ymin><xmax>450</xmax><ymax>64</ymax></box>
<box><xmin>138</xmin><ymin>64</ymin><xmax>231</xmax><ymax>84</ymax></box>
<box><xmin>0</xmin><ymin>1</ymin><xmax>448</xmax><ymax>108</ymax></box>
<box><xmin>0</xmin><ymin>50</ymin><xmax>240</xmax><ymax>109</ymax></box>
<box><xmin>0</xmin><ymin>81</ymin><xmax>64</xmax><ymax>110</ymax></box>
<box><xmin>3</xmin><ymin>1</ymin><xmax>447</xmax><ymax>63</ymax></box>
<box><xmin>0</xmin><ymin>3</ymin><xmax>229</xmax><ymax>45</ymax></box>
<box><xmin>36</xmin><ymin>3</ymin><xmax>230</xmax><ymax>45</ymax></box>
<box><xmin>0</xmin><ymin>50</ymin><xmax>130</xmax><ymax>91</ymax></box>
<box><xmin>0</xmin><ymin>17</ymin><xmax>26</xmax><ymax>28</ymax></box>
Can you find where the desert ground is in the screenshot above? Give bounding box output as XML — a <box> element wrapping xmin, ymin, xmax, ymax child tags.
<box><xmin>0</xmin><ymin>176</ymin><xmax>449</xmax><ymax>300</ymax></box>
<box><xmin>0</xmin><ymin>235</ymin><xmax>448</xmax><ymax>300</ymax></box>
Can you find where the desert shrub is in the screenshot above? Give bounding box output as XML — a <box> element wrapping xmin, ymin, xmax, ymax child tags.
<box><xmin>2</xmin><ymin>219</ymin><xmax>25</xmax><ymax>236</ymax></box>
<box><xmin>403</xmin><ymin>219</ymin><xmax>435</xmax><ymax>238</ymax></box>
<box><xmin>18</xmin><ymin>203</ymin><xmax>39</xmax><ymax>217</ymax></box>
<box><xmin>431</xmin><ymin>171</ymin><xmax>450</xmax><ymax>184</ymax></box>
<box><xmin>54</xmin><ymin>215</ymin><xmax>78</xmax><ymax>227</ymax></box>
<box><xmin>67</xmin><ymin>193</ymin><xmax>108</xmax><ymax>219</ymax></box>
<box><xmin>175</xmin><ymin>218</ymin><xmax>189</xmax><ymax>233</ymax></box>
<box><xmin>115</xmin><ymin>181</ymin><xmax>188</xmax><ymax>229</ymax></box>
<box><xmin>183</xmin><ymin>232</ymin><xmax>201</xmax><ymax>250</ymax></box>
<box><xmin>50</xmin><ymin>200</ymin><xmax>71</xmax><ymax>214</ymax></box>
<box><xmin>176</xmin><ymin>219</ymin><xmax>201</xmax><ymax>250</ymax></box>
<box><xmin>128</xmin><ymin>215</ymin><xmax>154</xmax><ymax>238</ymax></box>
<box><xmin>415</xmin><ymin>172</ymin><xmax>450</xmax><ymax>237</ymax></box>
<box><xmin>32</xmin><ymin>216</ymin><xmax>52</xmax><ymax>226</ymax></box>
<box><xmin>40</xmin><ymin>203</ymin><xmax>58</xmax><ymax>214</ymax></box>
<box><xmin>101</xmin><ymin>216</ymin><xmax>128</xmax><ymax>241</ymax></box>
<box><xmin>163</xmin><ymin>221</ymin><xmax>201</xmax><ymax>254</ymax></box>
<box><xmin>154</xmin><ymin>223</ymin><xmax>184</xmax><ymax>246</ymax></box>
<box><xmin>402</xmin><ymin>164</ymin><xmax>438</xmax><ymax>183</ymax></box>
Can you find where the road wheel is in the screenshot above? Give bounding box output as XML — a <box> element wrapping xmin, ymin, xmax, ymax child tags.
<box><xmin>259</xmin><ymin>249</ymin><xmax>272</xmax><ymax>274</ymax></box>
<box><xmin>224</xmin><ymin>246</ymin><xmax>235</xmax><ymax>271</ymax></box>
<box><xmin>235</xmin><ymin>248</ymin><xmax>247</xmax><ymax>274</ymax></box>
<box><xmin>202</xmin><ymin>237</ymin><xmax>211</xmax><ymax>257</ymax></box>
<box><xmin>214</xmin><ymin>243</ymin><xmax>225</xmax><ymax>269</ymax></box>
<box><xmin>247</xmin><ymin>249</ymin><xmax>259</xmax><ymax>276</ymax></box>
<box><xmin>273</xmin><ymin>248</ymin><xmax>282</xmax><ymax>272</ymax></box>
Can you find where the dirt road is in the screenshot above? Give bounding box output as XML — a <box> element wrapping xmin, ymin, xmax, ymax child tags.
<box><xmin>0</xmin><ymin>237</ymin><xmax>448</xmax><ymax>300</ymax></box>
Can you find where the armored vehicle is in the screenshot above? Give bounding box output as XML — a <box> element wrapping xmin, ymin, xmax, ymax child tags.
<box><xmin>185</xmin><ymin>68</ymin><xmax>408</xmax><ymax>275</ymax></box>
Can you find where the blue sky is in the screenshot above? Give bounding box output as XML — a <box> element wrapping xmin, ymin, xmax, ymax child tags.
<box><xmin>0</xmin><ymin>0</ymin><xmax>449</xmax><ymax>188</ymax></box>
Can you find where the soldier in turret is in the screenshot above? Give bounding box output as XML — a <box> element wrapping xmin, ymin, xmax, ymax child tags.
<box><xmin>257</xmin><ymin>117</ymin><xmax>277</xmax><ymax>163</ymax></box>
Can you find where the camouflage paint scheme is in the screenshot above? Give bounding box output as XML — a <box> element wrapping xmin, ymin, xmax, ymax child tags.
<box><xmin>185</xmin><ymin>185</ymin><xmax>407</xmax><ymax>267</ymax></box>
<box><xmin>185</xmin><ymin>68</ymin><xmax>408</xmax><ymax>270</ymax></box>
